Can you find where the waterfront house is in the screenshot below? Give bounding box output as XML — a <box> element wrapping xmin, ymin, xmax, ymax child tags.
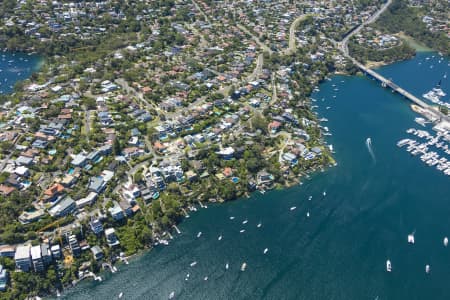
<box><xmin>31</xmin><ymin>245</ymin><xmax>44</xmax><ymax>273</ymax></box>
<box><xmin>108</xmin><ymin>201</ymin><xmax>125</xmax><ymax>221</ymax></box>
<box><xmin>0</xmin><ymin>245</ymin><xmax>16</xmax><ymax>258</ymax></box>
<box><xmin>105</xmin><ymin>228</ymin><xmax>120</xmax><ymax>247</ymax></box>
<box><xmin>91</xmin><ymin>246</ymin><xmax>104</xmax><ymax>261</ymax></box>
<box><xmin>88</xmin><ymin>177</ymin><xmax>106</xmax><ymax>193</ymax></box>
<box><xmin>90</xmin><ymin>218</ymin><xmax>104</xmax><ymax>235</ymax></box>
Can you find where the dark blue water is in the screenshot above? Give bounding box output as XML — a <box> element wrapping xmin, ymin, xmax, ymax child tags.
<box><xmin>59</xmin><ymin>52</ymin><xmax>450</xmax><ymax>300</ymax></box>
<box><xmin>0</xmin><ymin>51</ymin><xmax>42</xmax><ymax>94</ymax></box>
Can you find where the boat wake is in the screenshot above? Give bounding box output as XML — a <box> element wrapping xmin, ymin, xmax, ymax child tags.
<box><xmin>366</xmin><ymin>137</ymin><xmax>376</xmax><ymax>163</ymax></box>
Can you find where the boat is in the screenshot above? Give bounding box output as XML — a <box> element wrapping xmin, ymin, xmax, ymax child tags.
<box><xmin>323</xmin><ymin>191</ymin><xmax>327</xmax><ymax>197</ymax></box>
<box><xmin>263</xmin><ymin>248</ymin><xmax>269</xmax><ymax>254</ymax></box>
<box><xmin>386</xmin><ymin>260</ymin><xmax>392</xmax><ymax>272</ymax></box>
<box><xmin>229</xmin><ymin>216</ymin><xmax>235</xmax><ymax>220</ymax></box>
<box><xmin>240</xmin><ymin>262</ymin><xmax>247</xmax><ymax>271</ymax></box>
<box><xmin>225</xmin><ymin>263</ymin><xmax>229</xmax><ymax>270</ymax></box>
<box><xmin>197</xmin><ymin>232</ymin><xmax>202</xmax><ymax>238</ymax></box>
<box><xmin>444</xmin><ymin>237</ymin><xmax>448</xmax><ymax>247</ymax></box>
<box><xmin>306</xmin><ymin>212</ymin><xmax>310</xmax><ymax>218</ymax></box>
<box><xmin>218</xmin><ymin>235</ymin><xmax>222</xmax><ymax>241</ymax></box>
<box><xmin>425</xmin><ymin>265</ymin><xmax>430</xmax><ymax>274</ymax></box>
<box><xmin>242</xmin><ymin>220</ymin><xmax>248</xmax><ymax>224</ymax></box>
<box><xmin>240</xmin><ymin>229</ymin><xmax>245</xmax><ymax>233</ymax></box>
<box><xmin>204</xmin><ymin>276</ymin><xmax>208</xmax><ymax>281</ymax></box>
<box><xmin>169</xmin><ymin>291</ymin><xmax>175</xmax><ymax>299</ymax></box>
<box><xmin>118</xmin><ymin>292</ymin><xmax>123</xmax><ymax>299</ymax></box>
<box><xmin>190</xmin><ymin>261</ymin><xmax>197</xmax><ymax>267</ymax></box>
<box><xmin>290</xmin><ymin>206</ymin><xmax>296</xmax><ymax>211</ymax></box>
<box><xmin>257</xmin><ymin>222</ymin><xmax>262</xmax><ymax>228</ymax></box>
<box><xmin>408</xmin><ymin>234</ymin><xmax>415</xmax><ymax>244</ymax></box>
<box><xmin>308</xmin><ymin>196</ymin><xmax>312</xmax><ymax>201</ymax></box>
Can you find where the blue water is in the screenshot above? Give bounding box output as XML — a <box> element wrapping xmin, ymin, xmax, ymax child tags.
<box><xmin>0</xmin><ymin>51</ymin><xmax>42</xmax><ymax>94</ymax></box>
<box><xmin>59</xmin><ymin>52</ymin><xmax>450</xmax><ymax>300</ymax></box>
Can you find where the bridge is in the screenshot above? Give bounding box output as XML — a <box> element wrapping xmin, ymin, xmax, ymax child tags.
<box><xmin>336</xmin><ymin>0</ymin><xmax>449</xmax><ymax>123</ymax></box>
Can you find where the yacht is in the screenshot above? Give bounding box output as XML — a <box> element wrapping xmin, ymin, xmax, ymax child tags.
<box><xmin>263</xmin><ymin>248</ymin><xmax>269</xmax><ymax>254</ymax></box>
<box><xmin>408</xmin><ymin>234</ymin><xmax>415</xmax><ymax>244</ymax></box>
<box><xmin>386</xmin><ymin>260</ymin><xmax>392</xmax><ymax>272</ymax></box>
<box><xmin>241</xmin><ymin>262</ymin><xmax>247</xmax><ymax>271</ymax></box>
<box><xmin>242</xmin><ymin>220</ymin><xmax>248</xmax><ymax>225</ymax></box>
<box><xmin>197</xmin><ymin>232</ymin><xmax>202</xmax><ymax>238</ymax></box>
<box><xmin>290</xmin><ymin>206</ymin><xmax>297</xmax><ymax>211</ymax></box>
<box><xmin>444</xmin><ymin>237</ymin><xmax>448</xmax><ymax>247</ymax></box>
<box><xmin>425</xmin><ymin>265</ymin><xmax>430</xmax><ymax>274</ymax></box>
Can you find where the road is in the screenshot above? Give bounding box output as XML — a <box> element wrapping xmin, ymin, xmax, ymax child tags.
<box><xmin>285</xmin><ymin>15</ymin><xmax>309</xmax><ymax>55</ymax></box>
<box><xmin>339</xmin><ymin>0</ymin><xmax>393</xmax><ymax>55</ymax></box>
<box><xmin>247</xmin><ymin>53</ymin><xmax>264</xmax><ymax>82</ymax></box>
<box><xmin>237</xmin><ymin>24</ymin><xmax>273</xmax><ymax>55</ymax></box>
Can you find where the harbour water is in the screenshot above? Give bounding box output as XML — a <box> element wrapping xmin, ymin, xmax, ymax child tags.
<box><xmin>59</xmin><ymin>52</ymin><xmax>450</xmax><ymax>300</ymax></box>
<box><xmin>0</xmin><ymin>51</ymin><xmax>42</xmax><ymax>94</ymax></box>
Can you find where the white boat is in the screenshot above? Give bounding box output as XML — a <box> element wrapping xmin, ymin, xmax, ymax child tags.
<box><xmin>408</xmin><ymin>234</ymin><xmax>415</xmax><ymax>244</ymax></box>
<box><xmin>229</xmin><ymin>216</ymin><xmax>235</xmax><ymax>220</ymax></box>
<box><xmin>257</xmin><ymin>222</ymin><xmax>262</xmax><ymax>228</ymax></box>
<box><xmin>218</xmin><ymin>235</ymin><xmax>222</xmax><ymax>241</ymax></box>
<box><xmin>169</xmin><ymin>291</ymin><xmax>175</xmax><ymax>299</ymax></box>
<box><xmin>263</xmin><ymin>248</ymin><xmax>269</xmax><ymax>254</ymax></box>
<box><xmin>444</xmin><ymin>237</ymin><xmax>448</xmax><ymax>247</ymax></box>
<box><xmin>386</xmin><ymin>260</ymin><xmax>392</xmax><ymax>272</ymax></box>
<box><xmin>306</xmin><ymin>212</ymin><xmax>310</xmax><ymax>218</ymax></box>
<box><xmin>242</xmin><ymin>220</ymin><xmax>248</xmax><ymax>224</ymax></box>
<box><xmin>240</xmin><ymin>229</ymin><xmax>245</xmax><ymax>233</ymax></box>
<box><xmin>308</xmin><ymin>196</ymin><xmax>312</xmax><ymax>201</ymax></box>
<box><xmin>204</xmin><ymin>276</ymin><xmax>208</xmax><ymax>281</ymax></box>
<box><xmin>225</xmin><ymin>263</ymin><xmax>229</xmax><ymax>270</ymax></box>
<box><xmin>118</xmin><ymin>292</ymin><xmax>123</xmax><ymax>299</ymax></box>
<box><xmin>197</xmin><ymin>232</ymin><xmax>202</xmax><ymax>238</ymax></box>
<box><xmin>241</xmin><ymin>262</ymin><xmax>247</xmax><ymax>271</ymax></box>
<box><xmin>425</xmin><ymin>265</ymin><xmax>430</xmax><ymax>274</ymax></box>
<box><xmin>190</xmin><ymin>261</ymin><xmax>197</xmax><ymax>267</ymax></box>
<box><xmin>323</xmin><ymin>191</ymin><xmax>327</xmax><ymax>197</ymax></box>
<box><xmin>290</xmin><ymin>206</ymin><xmax>296</xmax><ymax>211</ymax></box>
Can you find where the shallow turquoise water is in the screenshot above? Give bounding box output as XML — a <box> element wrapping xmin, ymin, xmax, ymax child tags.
<box><xmin>59</xmin><ymin>52</ymin><xmax>450</xmax><ymax>300</ymax></box>
<box><xmin>0</xmin><ymin>51</ymin><xmax>42</xmax><ymax>94</ymax></box>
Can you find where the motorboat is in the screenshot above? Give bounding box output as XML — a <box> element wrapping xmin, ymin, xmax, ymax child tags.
<box><xmin>225</xmin><ymin>263</ymin><xmax>229</xmax><ymax>270</ymax></box>
<box><xmin>408</xmin><ymin>234</ymin><xmax>415</xmax><ymax>244</ymax></box>
<box><xmin>241</xmin><ymin>262</ymin><xmax>247</xmax><ymax>271</ymax></box>
<box><xmin>386</xmin><ymin>260</ymin><xmax>392</xmax><ymax>272</ymax></box>
<box><xmin>169</xmin><ymin>291</ymin><xmax>175</xmax><ymax>299</ymax></box>
<box><xmin>444</xmin><ymin>237</ymin><xmax>448</xmax><ymax>247</ymax></box>
<box><xmin>425</xmin><ymin>265</ymin><xmax>430</xmax><ymax>274</ymax></box>
<box><xmin>119</xmin><ymin>292</ymin><xmax>123</xmax><ymax>299</ymax></box>
<box><xmin>290</xmin><ymin>206</ymin><xmax>296</xmax><ymax>211</ymax></box>
<box><xmin>218</xmin><ymin>235</ymin><xmax>222</xmax><ymax>241</ymax></box>
<box><xmin>257</xmin><ymin>223</ymin><xmax>262</xmax><ymax>228</ymax></box>
<box><xmin>263</xmin><ymin>248</ymin><xmax>269</xmax><ymax>254</ymax></box>
<box><xmin>306</xmin><ymin>212</ymin><xmax>310</xmax><ymax>218</ymax></box>
<box><xmin>190</xmin><ymin>261</ymin><xmax>197</xmax><ymax>267</ymax></box>
<box><xmin>197</xmin><ymin>232</ymin><xmax>202</xmax><ymax>238</ymax></box>
<box><xmin>240</xmin><ymin>229</ymin><xmax>245</xmax><ymax>233</ymax></box>
<box><xmin>242</xmin><ymin>220</ymin><xmax>248</xmax><ymax>224</ymax></box>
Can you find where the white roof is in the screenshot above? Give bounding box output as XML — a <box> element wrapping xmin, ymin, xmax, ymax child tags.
<box><xmin>105</xmin><ymin>228</ymin><xmax>115</xmax><ymax>235</ymax></box>
<box><xmin>15</xmin><ymin>245</ymin><xmax>31</xmax><ymax>260</ymax></box>
<box><xmin>30</xmin><ymin>245</ymin><xmax>42</xmax><ymax>259</ymax></box>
